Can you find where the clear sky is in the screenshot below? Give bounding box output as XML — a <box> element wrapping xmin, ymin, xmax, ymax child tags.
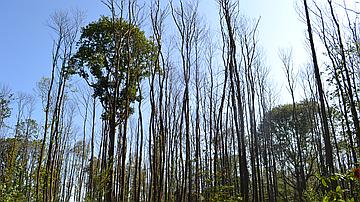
<box><xmin>240</xmin><ymin>0</ymin><xmax>308</xmax><ymax>103</ymax></box>
<box><xmin>0</xmin><ymin>1</ymin><xmax>107</xmax><ymax>93</ymax></box>
<box><xmin>0</xmin><ymin>0</ymin><xmax>306</xmax><ymax>103</ymax></box>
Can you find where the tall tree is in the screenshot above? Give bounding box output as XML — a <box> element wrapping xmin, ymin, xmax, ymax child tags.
<box><xmin>303</xmin><ymin>0</ymin><xmax>334</xmax><ymax>175</ymax></box>
<box><xmin>72</xmin><ymin>15</ymin><xmax>155</xmax><ymax>201</ymax></box>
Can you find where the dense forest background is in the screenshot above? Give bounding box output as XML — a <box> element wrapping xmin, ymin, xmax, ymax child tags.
<box><xmin>1</xmin><ymin>0</ymin><xmax>360</xmax><ymax>201</ymax></box>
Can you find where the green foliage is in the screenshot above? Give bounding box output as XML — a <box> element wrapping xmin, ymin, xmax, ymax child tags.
<box><xmin>0</xmin><ymin>137</ymin><xmax>41</xmax><ymax>202</ymax></box>
<box><xmin>265</xmin><ymin>100</ymin><xmax>317</xmax><ymax>137</ymax></box>
<box><xmin>71</xmin><ymin>16</ymin><xmax>156</xmax><ymax>120</ymax></box>
<box><xmin>304</xmin><ymin>170</ymin><xmax>360</xmax><ymax>202</ymax></box>
<box><xmin>0</xmin><ymin>92</ymin><xmax>12</xmax><ymax>130</ymax></box>
<box><xmin>260</xmin><ymin>100</ymin><xmax>318</xmax><ymax>164</ymax></box>
<box><xmin>0</xmin><ymin>183</ymin><xmax>26</xmax><ymax>202</ymax></box>
<box><xmin>207</xmin><ymin>185</ymin><xmax>243</xmax><ymax>202</ymax></box>
<box><xmin>15</xmin><ymin>119</ymin><xmax>38</xmax><ymax>139</ymax></box>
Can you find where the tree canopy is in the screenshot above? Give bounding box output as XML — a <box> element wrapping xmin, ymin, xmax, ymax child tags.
<box><xmin>72</xmin><ymin>16</ymin><xmax>155</xmax><ymax>119</ymax></box>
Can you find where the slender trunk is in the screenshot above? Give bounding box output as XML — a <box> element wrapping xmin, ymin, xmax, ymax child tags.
<box><xmin>303</xmin><ymin>0</ymin><xmax>334</xmax><ymax>175</ymax></box>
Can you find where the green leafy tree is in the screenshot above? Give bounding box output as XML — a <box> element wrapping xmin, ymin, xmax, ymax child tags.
<box><xmin>261</xmin><ymin>101</ymin><xmax>317</xmax><ymax>163</ymax></box>
<box><xmin>0</xmin><ymin>86</ymin><xmax>12</xmax><ymax>132</ymax></box>
<box><xmin>0</xmin><ymin>137</ymin><xmax>40</xmax><ymax>201</ymax></box>
<box><xmin>260</xmin><ymin>100</ymin><xmax>319</xmax><ymax>200</ymax></box>
<box><xmin>71</xmin><ymin>16</ymin><xmax>155</xmax><ymax>119</ymax></box>
<box><xmin>71</xmin><ymin>16</ymin><xmax>155</xmax><ymax>201</ymax></box>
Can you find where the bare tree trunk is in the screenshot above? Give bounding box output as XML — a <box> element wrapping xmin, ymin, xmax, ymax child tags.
<box><xmin>303</xmin><ymin>0</ymin><xmax>334</xmax><ymax>175</ymax></box>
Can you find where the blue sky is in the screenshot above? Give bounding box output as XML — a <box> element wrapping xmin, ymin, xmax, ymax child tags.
<box><xmin>0</xmin><ymin>1</ymin><xmax>107</xmax><ymax>93</ymax></box>
<box><xmin>241</xmin><ymin>0</ymin><xmax>308</xmax><ymax>102</ymax></box>
<box><xmin>0</xmin><ymin>0</ymin><xmax>306</xmax><ymax>103</ymax></box>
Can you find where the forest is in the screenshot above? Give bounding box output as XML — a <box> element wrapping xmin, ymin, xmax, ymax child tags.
<box><xmin>0</xmin><ymin>0</ymin><xmax>360</xmax><ymax>201</ymax></box>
